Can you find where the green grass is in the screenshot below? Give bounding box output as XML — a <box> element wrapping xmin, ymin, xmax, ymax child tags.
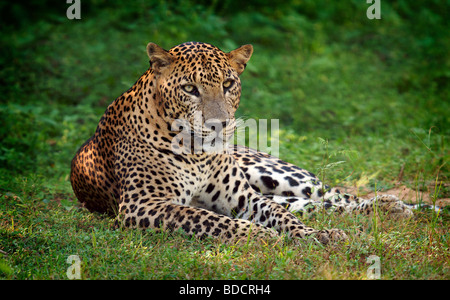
<box><xmin>1</xmin><ymin>0</ymin><xmax>449</xmax><ymax>279</ymax></box>
<box><xmin>1</xmin><ymin>179</ymin><xmax>449</xmax><ymax>279</ymax></box>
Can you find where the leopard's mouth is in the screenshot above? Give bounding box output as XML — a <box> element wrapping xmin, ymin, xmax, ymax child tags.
<box><xmin>196</xmin><ymin>119</ymin><xmax>236</xmax><ymax>140</ymax></box>
<box><xmin>169</xmin><ymin>117</ymin><xmax>236</xmax><ymax>154</ymax></box>
<box><xmin>192</xmin><ymin>119</ymin><xmax>236</xmax><ymax>153</ymax></box>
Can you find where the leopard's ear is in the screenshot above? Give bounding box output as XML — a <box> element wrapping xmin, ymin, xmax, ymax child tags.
<box><xmin>226</xmin><ymin>44</ymin><xmax>253</xmax><ymax>75</ymax></box>
<box><xmin>147</xmin><ymin>43</ymin><xmax>174</xmax><ymax>74</ymax></box>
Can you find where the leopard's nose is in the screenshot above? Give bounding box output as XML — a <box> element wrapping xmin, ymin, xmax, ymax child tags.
<box><xmin>202</xmin><ymin>98</ymin><xmax>231</xmax><ymax>123</ymax></box>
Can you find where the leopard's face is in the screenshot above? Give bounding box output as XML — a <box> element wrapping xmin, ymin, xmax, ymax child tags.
<box><xmin>148</xmin><ymin>42</ymin><xmax>252</xmax><ymax>151</ymax></box>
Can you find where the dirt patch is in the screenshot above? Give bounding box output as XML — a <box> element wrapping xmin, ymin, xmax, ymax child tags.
<box><xmin>337</xmin><ymin>185</ymin><xmax>450</xmax><ymax>208</ymax></box>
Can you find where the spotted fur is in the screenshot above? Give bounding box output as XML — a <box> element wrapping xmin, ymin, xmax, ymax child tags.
<box><xmin>71</xmin><ymin>42</ymin><xmax>412</xmax><ymax>245</ymax></box>
<box><xmin>231</xmin><ymin>145</ymin><xmax>414</xmax><ymax>219</ymax></box>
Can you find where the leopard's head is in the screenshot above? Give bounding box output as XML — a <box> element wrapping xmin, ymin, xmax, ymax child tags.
<box><xmin>147</xmin><ymin>41</ymin><xmax>252</xmax><ymax>152</ymax></box>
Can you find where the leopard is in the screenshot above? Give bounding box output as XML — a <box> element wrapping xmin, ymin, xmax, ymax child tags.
<box><xmin>70</xmin><ymin>41</ymin><xmax>414</xmax><ymax>245</ymax></box>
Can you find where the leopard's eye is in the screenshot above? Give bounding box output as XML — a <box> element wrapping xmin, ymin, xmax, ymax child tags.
<box><xmin>183</xmin><ymin>85</ymin><xmax>194</xmax><ymax>93</ymax></box>
<box><xmin>182</xmin><ymin>84</ymin><xmax>199</xmax><ymax>96</ymax></box>
<box><xmin>223</xmin><ymin>80</ymin><xmax>234</xmax><ymax>90</ymax></box>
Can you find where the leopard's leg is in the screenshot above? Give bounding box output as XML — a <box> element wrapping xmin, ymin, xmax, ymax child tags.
<box><xmin>264</xmin><ymin>195</ymin><xmax>348</xmax><ymax>216</ymax></box>
<box><xmin>188</xmin><ymin>154</ymin><xmax>347</xmax><ymax>244</ymax></box>
<box><xmin>118</xmin><ymin>196</ymin><xmax>278</xmax><ymax>242</ymax></box>
<box><xmin>230</xmin><ymin>145</ymin><xmax>413</xmax><ymax>218</ymax></box>
<box><xmin>117</xmin><ymin>192</ymin><xmax>346</xmax><ymax>245</ymax></box>
<box><xmin>117</xmin><ymin>155</ymin><xmax>346</xmax><ymax>245</ymax></box>
<box><xmin>230</xmin><ymin>189</ymin><xmax>347</xmax><ymax>244</ymax></box>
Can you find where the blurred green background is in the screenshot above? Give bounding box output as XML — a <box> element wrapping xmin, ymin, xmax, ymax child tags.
<box><xmin>0</xmin><ymin>0</ymin><xmax>448</xmax><ymax>195</ymax></box>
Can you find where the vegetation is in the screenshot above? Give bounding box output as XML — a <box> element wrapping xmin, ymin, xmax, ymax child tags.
<box><xmin>1</xmin><ymin>1</ymin><xmax>448</xmax><ymax>279</ymax></box>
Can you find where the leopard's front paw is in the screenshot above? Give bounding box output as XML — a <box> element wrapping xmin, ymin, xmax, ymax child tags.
<box><xmin>315</xmin><ymin>228</ymin><xmax>347</xmax><ymax>245</ymax></box>
<box><xmin>359</xmin><ymin>194</ymin><xmax>414</xmax><ymax>219</ymax></box>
